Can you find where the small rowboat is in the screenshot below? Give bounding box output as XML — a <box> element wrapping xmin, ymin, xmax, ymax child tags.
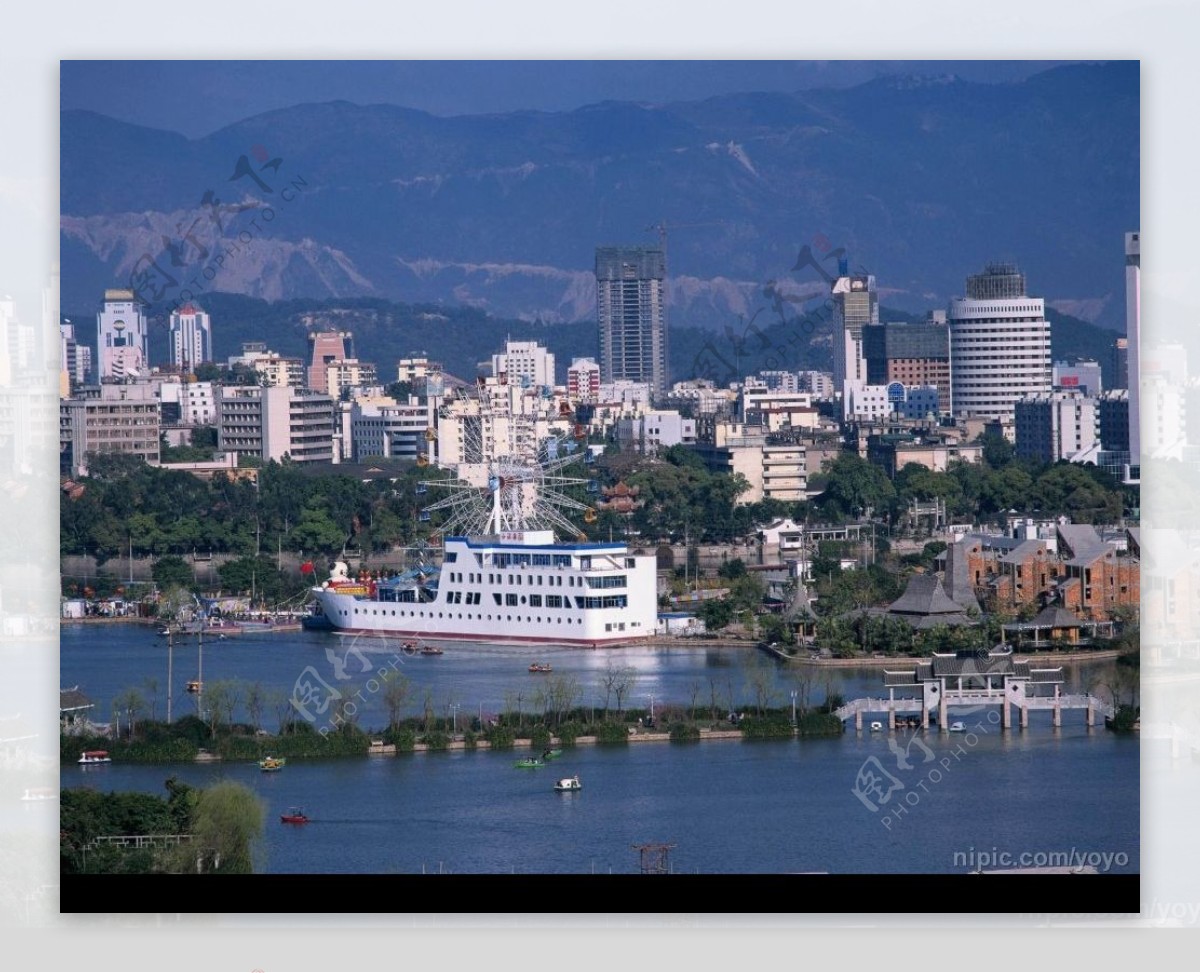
<box><xmin>553</xmin><ymin>775</ymin><xmax>581</xmax><ymax>792</ymax></box>
<box><xmin>280</xmin><ymin>806</ymin><xmax>309</xmax><ymax>824</ymax></box>
<box><xmin>528</xmin><ymin>663</ymin><xmax>552</xmax><ymax>673</ymax></box>
<box><xmin>259</xmin><ymin>756</ymin><xmax>286</xmax><ymax>772</ymax></box>
<box><xmin>514</xmin><ymin>758</ymin><xmax>545</xmax><ymax>769</ymax></box>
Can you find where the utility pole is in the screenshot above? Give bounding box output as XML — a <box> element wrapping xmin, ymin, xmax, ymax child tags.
<box><xmin>196</xmin><ymin>627</ymin><xmax>203</xmax><ymax>718</ymax></box>
<box><xmin>166</xmin><ymin>628</ymin><xmax>173</xmax><ymax>724</ymax></box>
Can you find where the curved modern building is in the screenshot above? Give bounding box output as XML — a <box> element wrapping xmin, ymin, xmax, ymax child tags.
<box><xmin>948</xmin><ymin>263</ymin><xmax>1051</xmax><ymax>420</ymax></box>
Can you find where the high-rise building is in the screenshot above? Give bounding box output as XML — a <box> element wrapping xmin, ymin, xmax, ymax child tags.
<box><xmin>1125</xmin><ymin>232</ymin><xmax>1141</xmax><ymax>468</ymax></box>
<box><xmin>1112</xmin><ymin>337</ymin><xmax>1129</xmax><ymax>390</ymax></box>
<box><xmin>862</xmin><ymin>312</ymin><xmax>951</xmax><ymax>411</ymax></box>
<box><xmin>831</xmin><ymin>273</ymin><xmax>878</xmax><ymax>395</ymax></box>
<box><xmin>596</xmin><ymin>246</ymin><xmax>668</xmax><ymax>396</ymax></box>
<box><xmin>948</xmin><ymin>263</ymin><xmax>1051</xmax><ymax>421</ymax></box>
<box><xmin>492</xmin><ymin>340</ymin><xmax>555</xmax><ymax>389</ymax></box>
<box><xmin>96</xmin><ymin>289</ymin><xmax>148</xmax><ymax>381</ymax></box>
<box><xmin>307</xmin><ymin>330</ymin><xmax>354</xmax><ymax>392</ymax></box>
<box><xmin>169</xmin><ymin>303</ymin><xmax>213</xmax><ymax>371</ymax></box>
<box><xmin>567</xmin><ymin>357</ymin><xmax>601</xmax><ymax>404</ymax></box>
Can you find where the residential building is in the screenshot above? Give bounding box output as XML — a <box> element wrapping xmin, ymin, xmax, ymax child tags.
<box><xmin>567</xmin><ymin>357</ymin><xmax>601</xmax><ymax>404</ymax></box>
<box><xmin>228</xmin><ymin>342</ymin><xmax>305</xmax><ymax>387</ymax></box>
<box><xmin>492</xmin><ymin>340</ymin><xmax>555</xmax><ymax>389</ymax></box>
<box><xmin>351</xmin><ymin>400</ymin><xmax>433</xmax><ymax>462</ymax></box>
<box><xmin>325</xmin><ymin>358</ymin><xmax>379</xmax><ymax>400</ymax></box>
<box><xmin>1143</xmin><ymin>374</ymin><xmax>1185</xmax><ymax>461</ymax></box>
<box><xmin>59</xmin><ymin>321</ymin><xmax>90</xmax><ymax>394</ymax></box>
<box><xmin>693</xmin><ymin>420</ymin><xmax>806</xmax><ymax>504</ymax></box>
<box><xmin>168</xmin><ymin>303</ymin><xmax>213</xmax><ymax>370</ymax></box>
<box><xmin>60</xmin><ymin>383</ymin><xmax>161</xmax><ymax>476</ymax></box>
<box><xmin>96</xmin><ymin>289</ymin><xmax>149</xmax><ymax>381</ymax></box>
<box><xmin>615</xmin><ymin>410</ymin><xmax>696</xmax><ymax>455</ymax></box>
<box><xmin>948</xmin><ymin>263</ymin><xmax>1051</xmax><ymax>421</ymax></box>
<box><xmin>596</xmin><ymin>246</ymin><xmax>669</xmax><ymax>395</ymax></box>
<box><xmin>1112</xmin><ymin>337</ymin><xmax>1129</xmax><ymax>390</ymax></box>
<box><xmin>1014</xmin><ymin>391</ymin><xmax>1100</xmax><ymax>464</ymax></box>
<box><xmin>796</xmin><ymin>370</ymin><xmax>836</xmax><ymax>400</ymax></box>
<box><xmin>216</xmin><ymin>385</ymin><xmax>335</xmax><ymax>464</ymax></box>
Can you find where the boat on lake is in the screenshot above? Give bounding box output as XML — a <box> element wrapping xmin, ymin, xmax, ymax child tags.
<box><xmin>869</xmin><ymin>721</ymin><xmax>883</xmax><ymax>732</ymax></box>
<box><xmin>78</xmin><ymin>750</ymin><xmax>111</xmax><ymax>764</ymax></box>
<box><xmin>541</xmin><ymin>749</ymin><xmax>563</xmax><ymax>760</ymax></box>
<box><xmin>949</xmin><ymin>722</ymin><xmax>966</xmax><ymax>732</ymax></box>
<box><xmin>528</xmin><ymin>663</ymin><xmax>553</xmax><ymax>673</ymax></box>
<box><xmin>514</xmin><ymin>757</ymin><xmax>545</xmax><ymax>769</ymax></box>
<box><xmin>186</xmin><ymin>679</ymin><xmax>202</xmax><ymax>694</ymax></box>
<box><xmin>553</xmin><ymin>775</ymin><xmax>581</xmax><ymax>792</ymax></box>
<box><xmin>419</xmin><ymin>645</ymin><xmax>444</xmax><ymax>656</ymax></box>
<box><xmin>280</xmin><ymin>806</ymin><xmax>309</xmax><ymax>824</ymax></box>
<box><xmin>260</xmin><ymin>756</ymin><xmax>286</xmax><ymax>772</ymax></box>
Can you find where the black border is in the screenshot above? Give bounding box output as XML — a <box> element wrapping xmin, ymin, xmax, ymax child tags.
<box><xmin>61</xmin><ymin>872</ymin><xmax>1140</xmax><ymax>915</ymax></box>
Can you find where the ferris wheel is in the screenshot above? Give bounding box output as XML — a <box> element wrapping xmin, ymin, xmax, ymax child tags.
<box><xmin>418</xmin><ymin>384</ymin><xmax>596</xmax><ymax>539</ymax></box>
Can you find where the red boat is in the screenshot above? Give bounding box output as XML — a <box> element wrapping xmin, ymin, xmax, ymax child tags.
<box><xmin>280</xmin><ymin>806</ymin><xmax>309</xmax><ymax>825</ymax></box>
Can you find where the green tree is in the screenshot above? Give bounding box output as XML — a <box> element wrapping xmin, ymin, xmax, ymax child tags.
<box><xmin>183</xmin><ymin>781</ymin><xmax>265</xmax><ymax>874</ymax></box>
<box><xmin>152</xmin><ymin>555</ymin><xmax>195</xmax><ymax>591</ymax></box>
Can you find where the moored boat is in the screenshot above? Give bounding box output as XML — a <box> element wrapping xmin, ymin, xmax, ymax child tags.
<box><xmin>78</xmin><ymin>750</ymin><xmax>111</xmax><ymax>764</ymax></box>
<box><xmin>528</xmin><ymin>663</ymin><xmax>553</xmax><ymax>673</ymax></box>
<box><xmin>259</xmin><ymin>756</ymin><xmax>286</xmax><ymax>772</ymax></box>
<box><xmin>186</xmin><ymin>679</ymin><xmax>203</xmax><ymax>694</ymax></box>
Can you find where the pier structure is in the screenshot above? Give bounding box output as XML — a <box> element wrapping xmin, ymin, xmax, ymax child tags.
<box><xmin>835</xmin><ymin>647</ymin><xmax>1113</xmax><ymax>731</ymax></box>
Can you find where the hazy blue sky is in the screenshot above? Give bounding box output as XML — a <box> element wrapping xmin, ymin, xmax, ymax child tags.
<box><xmin>61</xmin><ymin>60</ymin><xmax>1078</xmax><ymax>138</ymax></box>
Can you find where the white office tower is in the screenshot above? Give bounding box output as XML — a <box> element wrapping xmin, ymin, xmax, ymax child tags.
<box><xmin>948</xmin><ymin>263</ymin><xmax>1051</xmax><ymax>421</ymax></box>
<box><xmin>169</xmin><ymin>303</ymin><xmax>213</xmax><ymax>371</ymax></box>
<box><xmin>1125</xmin><ymin>232</ymin><xmax>1140</xmax><ymax>468</ymax></box>
<box><xmin>96</xmin><ymin>289</ymin><xmax>148</xmax><ymax>380</ymax></box>
<box><xmin>492</xmin><ymin>340</ymin><xmax>556</xmax><ymax>389</ymax></box>
<box><xmin>832</xmin><ymin>273</ymin><xmax>878</xmax><ymax>396</ymax></box>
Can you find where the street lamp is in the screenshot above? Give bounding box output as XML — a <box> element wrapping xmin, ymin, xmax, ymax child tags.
<box><xmin>450</xmin><ymin>703</ymin><xmax>459</xmax><ymax>736</ymax></box>
<box><xmin>790</xmin><ymin>689</ymin><xmax>798</xmax><ymax>726</ymax></box>
<box><xmin>644</xmin><ymin>693</ymin><xmax>656</xmax><ymax>725</ymax></box>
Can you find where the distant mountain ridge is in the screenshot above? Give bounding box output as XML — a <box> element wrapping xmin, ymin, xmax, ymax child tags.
<box><xmin>60</xmin><ymin>61</ymin><xmax>1138</xmax><ymax>330</ymax></box>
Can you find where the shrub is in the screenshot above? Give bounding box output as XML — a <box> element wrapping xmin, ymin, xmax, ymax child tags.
<box><xmin>739</xmin><ymin>716</ymin><xmax>796</xmax><ymax>740</ymax></box>
<box><xmin>386</xmin><ymin>727</ymin><xmax>416</xmax><ymax>752</ymax></box>
<box><xmin>796</xmin><ymin>712</ymin><xmax>844</xmax><ymax>737</ymax></box>
<box><xmin>529</xmin><ymin>726</ymin><xmax>551</xmax><ymax>749</ymax></box>
<box><xmin>594</xmin><ymin>722</ymin><xmax>630</xmax><ymax>746</ymax></box>
<box><xmin>421</xmin><ymin>730</ymin><xmax>450</xmax><ymax>751</ymax></box>
<box><xmin>484</xmin><ymin>725</ymin><xmax>515</xmax><ymax>749</ymax></box>
<box><xmin>555</xmin><ymin>722</ymin><xmax>582</xmax><ymax>747</ymax></box>
<box><xmin>669</xmin><ymin>722</ymin><xmax>700</xmax><ymax>743</ymax></box>
<box><xmin>462</xmin><ymin>729</ymin><xmax>478</xmax><ymax>750</ymax></box>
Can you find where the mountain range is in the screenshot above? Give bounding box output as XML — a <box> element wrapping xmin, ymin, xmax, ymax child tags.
<box><xmin>61</xmin><ymin>61</ymin><xmax>1138</xmax><ymax>332</ymax></box>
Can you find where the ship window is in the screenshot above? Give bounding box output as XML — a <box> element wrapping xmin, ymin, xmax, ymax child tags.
<box><xmin>506</xmin><ymin>594</ymin><xmax>518</xmax><ymax>606</ymax></box>
<box><xmin>529</xmin><ymin>595</ymin><xmax>542</xmax><ymax>607</ymax></box>
<box><xmin>507</xmin><ymin>615</ymin><xmax>511</xmax><ymax>621</ymax></box>
<box><xmin>445</xmin><ymin>552</ymin><xmax>457</xmax><ymax>562</ymax></box>
<box><xmin>493</xmin><ymin>594</ymin><xmax>502</xmax><ymax>605</ymax></box>
<box><xmin>520</xmin><ymin>596</ymin><xmax>527</xmax><ymax>605</ymax></box>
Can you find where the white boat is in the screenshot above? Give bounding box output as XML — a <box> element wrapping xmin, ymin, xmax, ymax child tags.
<box><xmin>948</xmin><ymin>721</ymin><xmax>966</xmax><ymax>732</ymax></box>
<box><xmin>869</xmin><ymin>721</ymin><xmax>883</xmax><ymax>732</ymax></box>
<box><xmin>553</xmin><ymin>775</ymin><xmax>582</xmax><ymax>792</ymax></box>
<box><xmin>78</xmin><ymin>750</ymin><xmax>111</xmax><ymax>764</ymax></box>
<box><xmin>310</xmin><ymin>397</ymin><xmax>657</xmax><ymax>647</ymax></box>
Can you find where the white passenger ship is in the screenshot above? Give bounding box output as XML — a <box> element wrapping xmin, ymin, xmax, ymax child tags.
<box><xmin>310</xmin><ymin>529</ymin><xmax>658</xmax><ymax>647</ymax></box>
<box><xmin>310</xmin><ymin>384</ymin><xmax>658</xmax><ymax>647</ymax></box>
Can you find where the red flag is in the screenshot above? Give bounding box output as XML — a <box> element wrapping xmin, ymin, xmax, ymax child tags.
<box><xmin>300</xmin><ymin>561</ymin><xmax>314</xmax><ymax>575</ymax></box>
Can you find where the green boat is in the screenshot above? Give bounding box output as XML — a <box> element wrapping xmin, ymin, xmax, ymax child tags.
<box><xmin>541</xmin><ymin>749</ymin><xmax>563</xmax><ymax>760</ymax></box>
<box><xmin>514</xmin><ymin>758</ymin><xmax>545</xmax><ymax>769</ymax></box>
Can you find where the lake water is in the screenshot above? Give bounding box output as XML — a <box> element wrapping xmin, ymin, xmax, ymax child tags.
<box><xmin>60</xmin><ymin>623</ymin><xmax>1139</xmax><ymax>875</ymax></box>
